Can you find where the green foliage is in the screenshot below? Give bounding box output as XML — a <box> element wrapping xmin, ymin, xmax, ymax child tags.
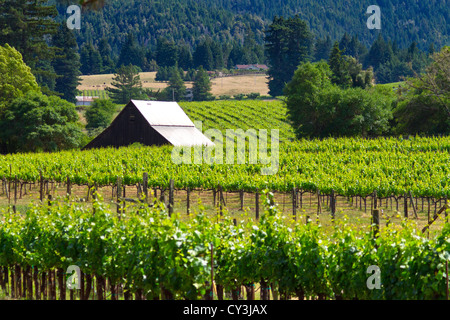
<box><xmin>85</xmin><ymin>99</ymin><xmax>117</xmax><ymax>132</ymax></box>
<box><xmin>0</xmin><ymin>44</ymin><xmax>40</xmax><ymax>111</ymax></box>
<box><xmin>51</xmin><ymin>24</ymin><xmax>82</xmax><ymax>103</ymax></box>
<box><xmin>0</xmin><ymin>192</ymin><xmax>449</xmax><ymax>300</ymax></box>
<box><xmin>80</xmin><ymin>43</ymin><xmax>103</xmax><ymax>75</ymax></box>
<box><xmin>1</xmin><ymin>136</ymin><xmax>450</xmax><ymax>198</ymax></box>
<box><xmin>265</xmin><ymin>15</ymin><xmax>314</xmax><ymax>97</ymax></box>
<box><xmin>394</xmin><ymin>47</ymin><xmax>450</xmax><ymax>135</ymax></box>
<box><xmin>117</xmin><ymin>33</ymin><xmax>147</xmax><ymax>71</ymax></box>
<box><xmin>105</xmin><ymin>64</ymin><xmax>145</xmax><ymax>104</ymax></box>
<box><xmin>192</xmin><ymin>67</ymin><xmax>213</xmax><ymax>101</ymax></box>
<box><xmin>164</xmin><ymin>67</ymin><xmax>187</xmax><ymax>101</ymax></box>
<box><xmin>0</xmin><ymin>0</ymin><xmax>59</xmax><ymax>91</ymax></box>
<box><xmin>329</xmin><ymin>42</ymin><xmax>352</xmax><ymax>88</ymax></box>
<box><xmin>0</xmin><ymin>91</ymin><xmax>84</xmax><ymax>153</ymax></box>
<box><xmin>284</xmin><ymin>61</ymin><xmax>394</xmax><ymax>138</ymax></box>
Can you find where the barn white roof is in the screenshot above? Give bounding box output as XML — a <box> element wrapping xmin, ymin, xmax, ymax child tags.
<box><xmin>131</xmin><ymin>100</ymin><xmax>214</xmax><ymax>146</ymax></box>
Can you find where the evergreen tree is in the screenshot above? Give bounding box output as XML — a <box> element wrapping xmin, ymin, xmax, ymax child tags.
<box><xmin>156</xmin><ymin>39</ymin><xmax>178</xmax><ymax>68</ymax></box>
<box><xmin>106</xmin><ymin>64</ymin><xmax>144</xmax><ymax>104</ymax></box>
<box><xmin>193</xmin><ymin>41</ymin><xmax>214</xmax><ymax>70</ymax></box>
<box><xmin>265</xmin><ymin>15</ymin><xmax>313</xmax><ymax>96</ymax></box>
<box><xmin>0</xmin><ymin>0</ymin><xmax>59</xmax><ymax>91</ymax></box>
<box><xmin>80</xmin><ymin>43</ymin><xmax>103</xmax><ymax>75</ymax></box>
<box><xmin>210</xmin><ymin>41</ymin><xmax>224</xmax><ymax>69</ymax></box>
<box><xmin>90</xmin><ymin>45</ymin><xmax>103</xmax><ymax>75</ymax></box>
<box><xmin>165</xmin><ymin>67</ymin><xmax>186</xmax><ymax>101</ymax></box>
<box><xmin>178</xmin><ymin>45</ymin><xmax>193</xmax><ymax>70</ymax></box>
<box><xmin>364</xmin><ymin>34</ymin><xmax>393</xmax><ymax>71</ymax></box>
<box><xmin>338</xmin><ymin>33</ymin><xmax>352</xmax><ymax>54</ymax></box>
<box><xmin>80</xmin><ymin>44</ymin><xmax>92</xmax><ymax>75</ymax></box>
<box><xmin>328</xmin><ymin>42</ymin><xmax>351</xmax><ymax>88</ymax></box>
<box><xmin>314</xmin><ymin>36</ymin><xmax>332</xmax><ymax>61</ymax></box>
<box><xmin>99</xmin><ymin>38</ymin><xmax>116</xmax><ymax>73</ymax></box>
<box><xmin>192</xmin><ymin>67</ymin><xmax>213</xmax><ymax>101</ymax></box>
<box><xmin>117</xmin><ymin>33</ymin><xmax>145</xmax><ymax>70</ymax></box>
<box><xmin>51</xmin><ymin>24</ymin><xmax>81</xmax><ymax>103</ymax></box>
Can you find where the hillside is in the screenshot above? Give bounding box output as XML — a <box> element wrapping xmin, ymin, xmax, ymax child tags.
<box><xmin>79</xmin><ymin>72</ymin><xmax>270</xmax><ymax>96</ymax></box>
<box><xmin>179</xmin><ymin>100</ymin><xmax>296</xmax><ymax>143</ymax></box>
<box><xmin>57</xmin><ymin>0</ymin><xmax>449</xmax><ymax>54</ymax></box>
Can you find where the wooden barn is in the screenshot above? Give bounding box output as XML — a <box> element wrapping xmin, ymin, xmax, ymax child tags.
<box><xmin>83</xmin><ymin>100</ymin><xmax>214</xmax><ymax>149</ymax></box>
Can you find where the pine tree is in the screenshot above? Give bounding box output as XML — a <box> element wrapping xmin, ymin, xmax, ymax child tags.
<box><xmin>106</xmin><ymin>64</ymin><xmax>144</xmax><ymax>104</ymax></box>
<box><xmin>178</xmin><ymin>45</ymin><xmax>193</xmax><ymax>70</ymax></box>
<box><xmin>0</xmin><ymin>0</ymin><xmax>59</xmax><ymax>92</ymax></box>
<box><xmin>117</xmin><ymin>33</ymin><xmax>145</xmax><ymax>70</ymax></box>
<box><xmin>166</xmin><ymin>67</ymin><xmax>186</xmax><ymax>101</ymax></box>
<box><xmin>99</xmin><ymin>38</ymin><xmax>116</xmax><ymax>73</ymax></box>
<box><xmin>314</xmin><ymin>36</ymin><xmax>332</xmax><ymax>62</ymax></box>
<box><xmin>192</xmin><ymin>67</ymin><xmax>213</xmax><ymax>101</ymax></box>
<box><xmin>193</xmin><ymin>41</ymin><xmax>214</xmax><ymax>70</ymax></box>
<box><xmin>156</xmin><ymin>39</ymin><xmax>178</xmax><ymax>68</ymax></box>
<box><xmin>210</xmin><ymin>41</ymin><xmax>224</xmax><ymax>69</ymax></box>
<box><xmin>52</xmin><ymin>24</ymin><xmax>81</xmax><ymax>103</ymax></box>
<box><xmin>364</xmin><ymin>34</ymin><xmax>393</xmax><ymax>71</ymax></box>
<box><xmin>265</xmin><ymin>15</ymin><xmax>313</xmax><ymax>97</ymax></box>
<box><xmin>90</xmin><ymin>44</ymin><xmax>103</xmax><ymax>74</ymax></box>
<box><xmin>328</xmin><ymin>42</ymin><xmax>352</xmax><ymax>88</ymax></box>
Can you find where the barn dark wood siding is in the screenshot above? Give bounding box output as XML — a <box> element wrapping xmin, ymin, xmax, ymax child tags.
<box><xmin>83</xmin><ymin>102</ymin><xmax>170</xmax><ymax>149</ymax></box>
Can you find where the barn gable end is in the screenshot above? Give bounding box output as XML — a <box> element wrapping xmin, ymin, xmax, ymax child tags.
<box><xmin>83</xmin><ymin>100</ymin><xmax>213</xmax><ymax>150</ymax></box>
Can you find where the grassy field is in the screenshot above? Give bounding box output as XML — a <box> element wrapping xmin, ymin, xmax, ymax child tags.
<box><xmin>79</xmin><ymin>72</ymin><xmax>269</xmax><ymax>97</ymax></box>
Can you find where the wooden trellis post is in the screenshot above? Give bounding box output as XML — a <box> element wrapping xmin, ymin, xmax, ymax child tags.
<box><xmin>142</xmin><ymin>172</ymin><xmax>148</xmax><ymax>203</ymax></box>
<box><xmin>169</xmin><ymin>179</ymin><xmax>174</xmax><ymax>216</ymax></box>
<box><xmin>255</xmin><ymin>188</ymin><xmax>260</xmax><ymax>221</ymax></box>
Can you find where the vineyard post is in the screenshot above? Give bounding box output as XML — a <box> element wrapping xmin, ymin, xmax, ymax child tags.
<box><xmin>3</xmin><ymin>177</ymin><xmax>9</xmax><ymax>201</ymax></box>
<box><xmin>404</xmin><ymin>193</ymin><xmax>408</xmax><ymax>218</ymax></box>
<box><xmin>292</xmin><ymin>187</ymin><xmax>296</xmax><ymax>221</ymax></box>
<box><xmin>409</xmin><ymin>191</ymin><xmax>418</xmax><ymax>219</ymax></box>
<box><xmin>445</xmin><ymin>197</ymin><xmax>448</xmax><ymax>223</ymax></box>
<box><xmin>240</xmin><ymin>190</ymin><xmax>244</xmax><ymax>210</ymax></box>
<box><xmin>317</xmin><ymin>190</ymin><xmax>321</xmax><ymax>216</ymax></box>
<box><xmin>372</xmin><ymin>209</ymin><xmax>380</xmax><ymax>240</ymax></box>
<box><xmin>116</xmin><ymin>177</ymin><xmax>122</xmax><ymax>219</ymax></box>
<box><xmin>143</xmin><ymin>172</ymin><xmax>148</xmax><ymax>203</ymax></box>
<box><xmin>66</xmin><ymin>176</ymin><xmax>71</xmax><ymax>196</ymax></box>
<box><xmin>255</xmin><ymin>188</ymin><xmax>259</xmax><ymax>221</ymax></box>
<box><xmin>187</xmin><ymin>187</ymin><xmax>190</xmax><ymax>215</ymax></box>
<box><xmin>331</xmin><ymin>190</ymin><xmax>335</xmax><ymax>222</ymax></box>
<box><xmin>39</xmin><ymin>171</ymin><xmax>43</xmax><ymax>202</ymax></box>
<box><xmin>169</xmin><ymin>179</ymin><xmax>174</xmax><ymax>216</ymax></box>
<box><xmin>373</xmin><ymin>190</ymin><xmax>377</xmax><ymax>210</ymax></box>
<box><xmin>219</xmin><ymin>185</ymin><xmax>225</xmax><ymax>216</ymax></box>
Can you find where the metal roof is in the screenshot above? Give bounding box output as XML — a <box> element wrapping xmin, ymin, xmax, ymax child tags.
<box><xmin>131</xmin><ymin>100</ymin><xmax>195</xmax><ymax>127</ymax></box>
<box><xmin>131</xmin><ymin>100</ymin><xmax>214</xmax><ymax>147</ymax></box>
<box><xmin>152</xmin><ymin>126</ymin><xmax>214</xmax><ymax>146</ymax></box>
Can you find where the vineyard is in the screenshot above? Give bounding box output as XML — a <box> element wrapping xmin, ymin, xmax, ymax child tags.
<box><xmin>1</xmin><ymin>136</ymin><xmax>449</xmax><ymax>197</ymax></box>
<box><xmin>79</xmin><ymin>90</ymin><xmax>109</xmax><ymax>100</ymax></box>
<box><xmin>179</xmin><ymin>100</ymin><xmax>296</xmax><ymax>144</ymax></box>
<box><xmin>1</xmin><ymin>136</ymin><xmax>449</xmax><ymax>300</ymax></box>
<box><xmin>0</xmin><ymin>192</ymin><xmax>448</xmax><ymax>300</ymax></box>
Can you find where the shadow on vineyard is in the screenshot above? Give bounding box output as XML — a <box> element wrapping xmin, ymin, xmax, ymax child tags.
<box><xmin>0</xmin><ymin>190</ymin><xmax>449</xmax><ymax>300</ymax></box>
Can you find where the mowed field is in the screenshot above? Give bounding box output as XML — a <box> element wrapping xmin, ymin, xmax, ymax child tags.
<box><xmin>78</xmin><ymin>72</ymin><xmax>270</xmax><ymax>96</ymax></box>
